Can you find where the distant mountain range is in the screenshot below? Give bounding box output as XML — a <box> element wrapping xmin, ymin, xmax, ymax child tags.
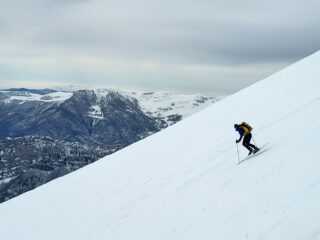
<box><xmin>0</xmin><ymin>88</ymin><xmax>221</xmax><ymax>203</ymax></box>
<box><xmin>0</xmin><ymin>88</ymin><xmax>221</xmax><ymax>142</ymax></box>
<box><xmin>0</xmin><ymin>89</ymin><xmax>159</xmax><ymax>145</ymax></box>
<box><xmin>2</xmin><ymin>88</ymin><xmax>58</xmax><ymax>95</ymax></box>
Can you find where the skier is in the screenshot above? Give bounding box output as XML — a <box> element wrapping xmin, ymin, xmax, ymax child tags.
<box><xmin>234</xmin><ymin>122</ymin><xmax>260</xmax><ymax>155</ymax></box>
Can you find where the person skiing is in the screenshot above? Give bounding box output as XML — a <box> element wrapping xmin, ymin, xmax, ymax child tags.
<box><xmin>234</xmin><ymin>122</ymin><xmax>260</xmax><ymax>155</ymax></box>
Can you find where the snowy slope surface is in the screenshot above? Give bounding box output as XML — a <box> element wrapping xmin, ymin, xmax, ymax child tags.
<box><xmin>1</xmin><ymin>90</ymin><xmax>73</xmax><ymax>103</ymax></box>
<box><xmin>125</xmin><ymin>91</ymin><xmax>221</xmax><ymax>122</ymax></box>
<box><xmin>0</xmin><ymin>51</ymin><xmax>320</xmax><ymax>240</ymax></box>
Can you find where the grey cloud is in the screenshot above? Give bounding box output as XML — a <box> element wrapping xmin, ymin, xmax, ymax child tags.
<box><xmin>0</xmin><ymin>0</ymin><xmax>319</xmax><ymax>93</ymax></box>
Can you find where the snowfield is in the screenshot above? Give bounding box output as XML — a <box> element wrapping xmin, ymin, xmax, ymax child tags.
<box><xmin>0</xmin><ymin>51</ymin><xmax>320</xmax><ymax>240</ymax></box>
<box><xmin>2</xmin><ymin>91</ymin><xmax>73</xmax><ymax>103</ymax></box>
<box><xmin>125</xmin><ymin>90</ymin><xmax>221</xmax><ymax>123</ymax></box>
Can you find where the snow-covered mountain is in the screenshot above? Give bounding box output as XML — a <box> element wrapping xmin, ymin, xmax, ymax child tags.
<box><xmin>0</xmin><ymin>88</ymin><xmax>220</xmax><ymax>128</ymax></box>
<box><xmin>0</xmin><ymin>88</ymin><xmax>72</xmax><ymax>102</ymax></box>
<box><xmin>125</xmin><ymin>90</ymin><xmax>221</xmax><ymax>126</ymax></box>
<box><xmin>0</xmin><ymin>89</ymin><xmax>159</xmax><ymax>145</ymax></box>
<box><xmin>1</xmin><ymin>51</ymin><xmax>319</xmax><ymax>240</ymax></box>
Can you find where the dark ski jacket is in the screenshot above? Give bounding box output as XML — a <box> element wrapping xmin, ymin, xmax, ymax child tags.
<box><xmin>235</xmin><ymin>125</ymin><xmax>245</xmax><ymax>141</ymax></box>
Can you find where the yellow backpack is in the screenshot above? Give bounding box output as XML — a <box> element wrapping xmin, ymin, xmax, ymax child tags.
<box><xmin>240</xmin><ymin>122</ymin><xmax>252</xmax><ymax>134</ymax></box>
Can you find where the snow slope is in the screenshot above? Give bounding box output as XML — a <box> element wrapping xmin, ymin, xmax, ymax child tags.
<box><xmin>1</xmin><ymin>90</ymin><xmax>73</xmax><ymax>103</ymax></box>
<box><xmin>0</xmin><ymin>51</ymin><xmax>320</xmax><ymax>240</ymax></box>
<box><xmin>125</xmin><ymin>90</ymin><xmax>221</xmax><ymax>124</ymax></box>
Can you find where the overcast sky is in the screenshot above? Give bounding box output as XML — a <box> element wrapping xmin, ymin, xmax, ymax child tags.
<box><xmin>0</xmin><ymin>0</ymin><xmax>319</xmax><ymax>94</ymax></box>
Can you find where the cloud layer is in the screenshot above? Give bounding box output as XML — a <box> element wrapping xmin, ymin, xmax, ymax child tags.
<box><xmin>0</xmin><ymin>0</ymin><xmax>319</xmax><ymax>93</ymax></box>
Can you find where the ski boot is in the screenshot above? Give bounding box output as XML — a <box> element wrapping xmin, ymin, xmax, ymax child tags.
<box><xmin>253</xmin><ymin>148</ymin><xmax>260</xmax><ymax>154</ymax></box>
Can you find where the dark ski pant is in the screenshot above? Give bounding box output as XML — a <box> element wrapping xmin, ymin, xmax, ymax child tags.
<box><xmin>242</xmin><ymin>133</ymin><xmax>258</xmax><ymax>152</ymax></box>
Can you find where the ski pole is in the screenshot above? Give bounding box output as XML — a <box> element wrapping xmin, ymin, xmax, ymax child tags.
<box><xmin>236</xmin><ymin>142</ymin><xmax>240</xmax><ymax>164</ymax></box>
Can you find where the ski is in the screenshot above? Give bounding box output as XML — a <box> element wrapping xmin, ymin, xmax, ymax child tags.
<box><xmin>239</xmin><ymin>143</ymin><xmax>270</xmax><ymax>164</ymax></box>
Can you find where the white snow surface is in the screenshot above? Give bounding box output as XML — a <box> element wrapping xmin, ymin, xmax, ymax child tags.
<box><xmin>2</xmin><ymin>91</ymin><xmax>73</xmax><ymax>103</ymax></box>
<box><xmin>126</xmin><ymin>91</ymin><xmax>221</xmax><ymax>123</ymax></box>
<box><xmin>88</xmin><ymin>105</ymin><xmax>104</xmax><ymax>119</ymax></box>
<box><xmin>1</xmin><ymin>51</ymin><xmax>320</xmax><ymax>240</ymax></box>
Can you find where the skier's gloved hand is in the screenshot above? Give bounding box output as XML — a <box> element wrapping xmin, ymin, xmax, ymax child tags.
<box><xmin>236</xmin><ymin>139</ymin><xmax>240</xmax><ymax>143</ymax></box>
